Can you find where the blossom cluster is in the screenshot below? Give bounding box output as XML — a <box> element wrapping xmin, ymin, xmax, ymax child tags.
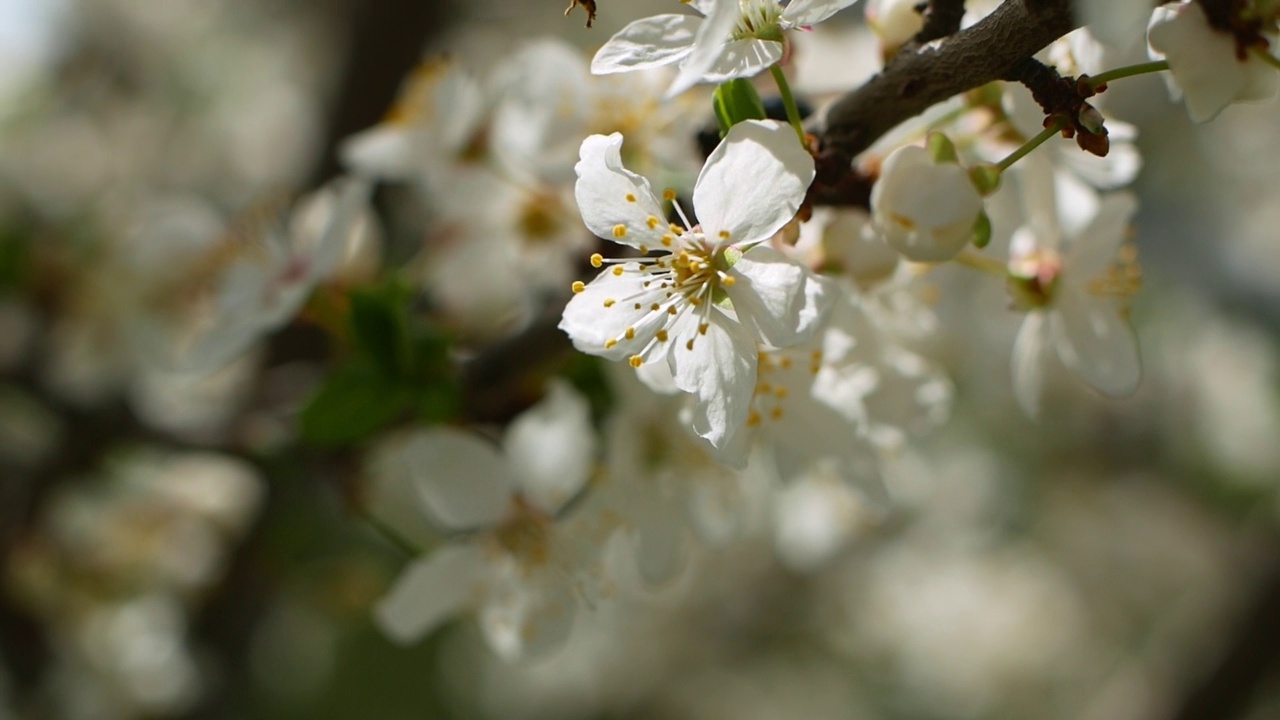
<box><xmin>9</xmin><ymin>0</ymin><xmax>1278</xmax><ymax>676</ymax></box>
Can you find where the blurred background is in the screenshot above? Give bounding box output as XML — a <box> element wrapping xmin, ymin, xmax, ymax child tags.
<box><xmin>2</xmin><ymin>0</ymin><xmax>1280</xmax><ymax>719</ymax></box>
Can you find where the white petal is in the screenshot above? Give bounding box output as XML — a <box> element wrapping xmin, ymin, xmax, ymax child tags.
<box><xmin>693</xmin><ymin>120</ymin><xmax>814</xmax><ymax>246</ymax></box>
<box><xmin>699</xmin><ymin>39</ymin><xmax>784</xmax><ymax>83</ymax></box>
<box><xmin>293</xmin><ymin>176</ymin><xmax>374</xmax><ymax>281</ymax></box>
<box><xmin>684</xmin><ymin>0</ymin><xmax>715</xmax><ymax>15</ymax></box>
<box><xmin>1148</xmin><ymin>3</ymin><xmax>1252</xmax><ymax>123</ymax></box>
<box><xmin>503</xmin><ymin>380</ymin><xmax>596</xmax><ymax>515</ymax></box>
<box><xmin>1052</xmin><ymin>291</ymin><xmax>1141</xmax><ymax>397</ymax></box>
<box><xmin>667</xmin><ymin>311</ymin><xmax>757</xmax><ymax>454</ymax></box>
<box><xmin>401</xmin><ymin>428</ymin><xmax>514</xmax><ymax>530</ymax></box>
<box><xmin>574</xmin><ymin>134</ymin><xmax>674</xmax><ymax>251</ymax></box>
<box><xmin>726</xmin><ymin>246</ymin><xmax>831</xmax><ymax>348</ymax></box>
<box><xmin>1066</xmin><ymin>191</ymin><xmax>1137</xmax><ymax>280</ymax></box>
<box><xmin>667</xmin><ymin>0</ymin><xmax>741</xmax><ymax>96</ymax></box>
<box><xmin>783</xmin><ymin>0</ymin><xmax>862</xmax><ymax>27</ymax></box>
<box><xmin>591</xmin><ymin>14</ymin><xmax>700</xmax><ymax>74</ymax></box>
<box><xmin>374</xmin><ymin>544</ymin><xmax>486</xmax><ymax>644</ymax></box>
<box><xmin>1077</xmin><ymin>0</ymin><xmax>1151</xmax><ymax>50</ymax></box>
<box><xmin>479</xmin><ymin>570</ymin><xmax>577</xmax><ymax>661</ymax></box>
<box><xmin>339</xmin><ymin>126</ymin><xmax>431</xmax><ymax>180</ymax></box>
<box><xmin>559</xmin><ymin>264</ymin><xmax>671</xmax><ymax>360</ymax></box>
<box><xmin>1012</xmin><ymin>312</ymin><xmax>1051</xmax><ymax>418</ymax></box>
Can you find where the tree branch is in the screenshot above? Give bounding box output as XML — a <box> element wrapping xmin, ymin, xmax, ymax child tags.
<box><xmin>916</xmin><ymin>0</ymin><xmax>968</xmax><ymax>44</ymax></box>
<box><xmin>821</xmin><ymin>0</ymin><xmax>1079</xmax><ymax>161</ymax></box>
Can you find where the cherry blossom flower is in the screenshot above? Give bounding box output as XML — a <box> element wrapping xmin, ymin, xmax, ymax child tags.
<box><xmin>559</xmin><ymin>119</ymin><xmax>829</xmax><ymax>456</ymax></box>
<box><xmin>591</xmin><ymin>0</ymin><xmax>863</xmax><ymax>96</ymax></box>
<box><xmin>372</xmin><ymin>382</ymin><xmax>615</xmax><ymax>661</ymax></box>
<box><xmin>1007</xmin><ymin>176</ymin><xmax>1142</xmax><ymax>417</ymax></box>
<box><xmin>871</xmin><ymin>144</ymin><xmax>984</xmax><ymax>263</ymax></box>
<box><xmin>1148</xmin><ymin>1</ymin><xmax>1279</xmax><ymax>123</ymax></box>
<box><xmin>175</xmin><ymin>176</ymin><xmax>374</xmax><ymax>373</ymax></box>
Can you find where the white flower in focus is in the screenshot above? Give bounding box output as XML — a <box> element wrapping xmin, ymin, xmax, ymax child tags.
<box><xmin>591</xmin><ymin>0</ymin><xmax>863</xmax><ymax>97</ymax></box>
<box><xmin>1008</xmin><ymin>186</ymin><xmax>1142</xmax><ymax>417</ymax></box>
<box><xmin>1148</xmin><ymin>1</ymin><xmax>1278</xmax><ymax>123</ymax></box>
<box><xmin>871</xmin><ymin>144</ymin><xmax>984</xmax><ymax>263</ymax></box>
<box><xmin>559</xmin><ymin>120</ymin><xmax>829</xmax><ymax>457</ymax></box>
<box><xmin>373</xmin><ymin>382</ymin><xmax>612</xmax><ymax>661</ymax></box>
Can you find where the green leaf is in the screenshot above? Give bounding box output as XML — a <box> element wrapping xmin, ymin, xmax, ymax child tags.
<box><xmin>349</xmin><ymin>288</ymin><xmax>408</xmax><ymax>379</ymax></box>
<box><xmin>713</xmin><ymin>79</ymin><xmax>767</xmax><ymax>136</ymax></box>
<box><xmin>299</xmin><ymin>362</ymin><xmax>410</xmax><ymax>446</ymax></box>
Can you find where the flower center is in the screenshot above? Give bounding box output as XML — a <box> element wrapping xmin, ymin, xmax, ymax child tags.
<box><xmin>733</xmin><ymin>0</ymin><xmax>785</xmax><ymax>41</ymax></box>
<box><xmin>1085</xmin><ymin>244</ymin><xmax>1142</xmax><ymax>302</ymax></box>
<box><xmin>490</xmin><ymin>495</ymin><xmax>554</xmax><ymax>569</ymax></box>
<box><xmin>1007</xmin><ymin>248</ymin><xmax>1061</xmax><ymax>309</ymax></box>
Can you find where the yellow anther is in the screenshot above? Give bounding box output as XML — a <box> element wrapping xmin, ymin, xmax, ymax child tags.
<box><xmin>605</xmin><ymin>339</ymin><xmax>618</xmax><ymax>349</ymax></box>
<box><xmin>572</xmin><ymin>281</ymin><xmax>586</xmax><ymax>293</ymax></box>
<box><xmin>662</xmin><ymin>235</ymin><xmax>674</xmax><ymax>247</ymax></box>
<box><xmin>771</xmin><ymin>407</ymin><xmax>784</xmax><ymax>420</ymax></box>
<box><xmin>625</xmin><ymin>327</ymin><xmax>636</xmax><ymax>340</ymax></box>
<box><xmin>663</xmin><ymin>188</ymin><xmax>677</xmax><ymax>201</ymax></box>
<box><xmin>603</xmin><ymin>298</ymin><xmax>616</xmax><ymax>307</ymax></box>
<box><xmin>718</xmin><ymin>230</ymin><xmax>731</xmax><ymax>239</ymax></box>
<box><xmin>747</xmin><ymin>411</ymin><xmax>762</xmax><ymax>427</ymax></box>
<box><xmin>667</xmin><ymin>306</ymin><xmax>677</xmax><ymax>315</ymax></box>
<box><xmin>758</xmin><ymin>382</ymin><xmax>772</xmax><ymax>393</ymax></box>
<box><xmin>775</xmin><ymin>387</ymin><xmax>789</xmax><ymax>399</ymax></box>
<box><xmin>633</xmin><ymin>302</ymin><xmax>642</xmax><ymax>310</ymax></box>
<box><xmin>612</xmin><ymin>266</ymin><xmax>624</xmax><ymax>276</ymax></box>
<box><xmin>722</xmin><ymin>276</ymin><xmax>736</xmax><ymax>287</ymax></box>
<box><xmin>613</xmin><ymin>224</ymin><xmax>628</xmax><ymax>238</ymax></box>
<box><xmin>811</xmin><ymin>350</ymin><xmax>823</xmax><ymax>360</ymax></box>
<box><xmin>656</xmin><ymin>330</ymin><xmax>669</xmax><ymax>342</ymax></box>
<box><xmin>590</xmin><ymin>253</ymin><xmax>604</xmax><ymax>268</ymax></box>
<box><xmin>626</xmin><ymin>193</ymin><xmax>637</xmax><ymax>203</ymax></box>
<box><xmin>650</xmin><ymin>303</ymin><xmax>661</xmax><ymax>311</ymax></box>
<box><xmin>780</xmin><ymin>357</ymin><xmax>793</xmax><ymax>370</ymax></box>
<box><xmin>629</xmin><ymin>355</ymin><xmax>644</xmax><ymax>368</ymax></box>
<box><xmin>647</xmin><ymin>216</ymin><xmax>660</xmax><ymax>229</ymax></box>
<box><xmin>685</xmin><ymin>338</ymin><xmax>695</xmax><ymax>351</ymax></box>
<box><xmin>669</xmin><ymin>223</ymin><xmax>682</xmax><ymax>233</ymax></box>
<box><xmin>639</xmin><ymin>245</ymin><xmax>649</xmax><ymax>254</ymax></box>
<box><xmin>698</xmin><ymin>323</ymin><xmax>709</xmax><ymax>335</ymax></box>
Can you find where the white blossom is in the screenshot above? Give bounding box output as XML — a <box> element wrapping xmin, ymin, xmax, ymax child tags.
<box><xmin>559</xmin><ymin>120</ymin><xmax>829</xmax><ymax>456</ymax></box>
<box><xmin>1148</xmin><ymin>1</ymin><xmax>1278</xmax><ymax>123</ymax></box>
<box><xmin>591</xmin><ymin>0</ymin><xmax>863</xmax><ymax>97</ymax></box>
<box><xmin>1007</xmin><ymin>176</ymin><xmax>1142</xmax><ymax>417</ymax></box>
<box><xmin>871</xmin><ymin>144</ymin><xmax>984</xmax><ymax>263</ymax></box>
<box><xmin>373</xmin><ymin>382</ymin><xmax>614</xmax><ymax>661</ymax></box>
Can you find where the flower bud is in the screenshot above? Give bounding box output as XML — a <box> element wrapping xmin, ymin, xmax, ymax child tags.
<box><xmin>870</xmin><ymin>145</ymin><xmax>985</xmax><ymax>263</ymax></box>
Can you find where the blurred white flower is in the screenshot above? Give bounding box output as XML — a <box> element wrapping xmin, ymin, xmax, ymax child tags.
<box><xmin>1008</xmin><ymin>174</ymin><xmax>1141</xmax><ymax>417</ymax></box>
<box><xmin>374</xmin><ymin>382</ymin><xmax>613</xmax><ymax>661</ymax></box>
<box><xmin>1148</xmin><ymin>1</ymin><xmax>1278</xmax><ymax>123</ymax></box>
<box><xmin>865</xmin><ymin>0</ymin><xmax>923</xmax><ymax>52</ymax></box>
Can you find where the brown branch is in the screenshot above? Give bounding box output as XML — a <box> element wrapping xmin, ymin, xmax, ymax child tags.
<box><xmin>916</xmin><ymin>0</ymin><xmax>968</xmax><ymax>43</ymax></box>
<box><xmin>821</xmin><ymin>0</ymin><xmax>1079</xmax><ymax>162</ymax></box>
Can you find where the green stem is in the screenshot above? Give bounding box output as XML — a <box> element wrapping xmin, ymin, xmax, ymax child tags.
<box><xmin>769</xmin><ymin>64</ymin><xmax>807</xmax><ymax>145</ymax></box>
<box><xmin>954</xmin><ymin>251</ymin><xmax>1008</xmax><ymax>277</ymax></box>
<box><xmin>1252</xmin><ymin>46</ymin><xmax>1280</xmax><ymax>71</ymax></box>
<box><xmin>996</xmin><ymin>119</ymin><xmax>1066</xmax><ymax>172</ymax></box>
<box><xmin>1087</xmin><ymin>60</ymin><xmax>1170</xmax><ymax>89</ymax></box>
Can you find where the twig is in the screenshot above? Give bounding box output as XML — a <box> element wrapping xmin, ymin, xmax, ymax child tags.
<box><xmin>821</xmin><ymin>0</ymin><xmax>1079</xmax><ymax>162</ymax></box>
